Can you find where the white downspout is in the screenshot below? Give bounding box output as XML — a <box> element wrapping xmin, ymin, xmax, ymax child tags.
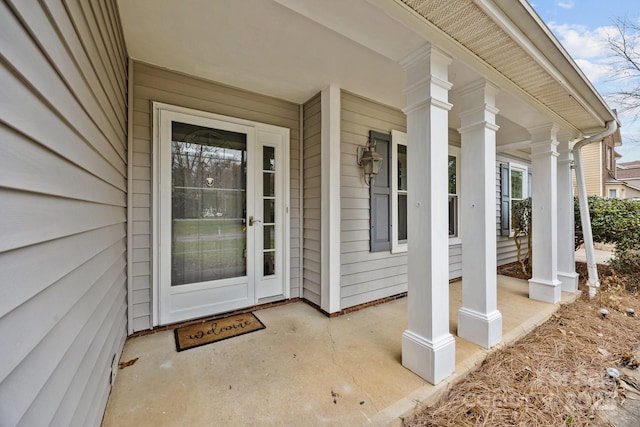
<box><xmin>572</xmin><ymin>120</ymin><xmax>618</xmax><ymax>298</ymax></box>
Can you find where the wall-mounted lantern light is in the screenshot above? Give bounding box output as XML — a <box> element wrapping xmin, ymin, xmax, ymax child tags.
<box><xmin>357</xmin><ymin>137</ymin><xmax>383</xmax><ymax>187</ymax></box>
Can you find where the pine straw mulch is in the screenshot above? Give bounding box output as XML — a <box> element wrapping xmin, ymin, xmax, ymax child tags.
<box><xmin>404</xmin><ymin>262</ymin><xmax>640</xmax><ymax>427</ymax></box>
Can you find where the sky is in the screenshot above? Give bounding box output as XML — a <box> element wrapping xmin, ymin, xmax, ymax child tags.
<box><xmin>528</xmin><ymin>0</ymin><xmax>640</xmax><ymax>162</ymax></box>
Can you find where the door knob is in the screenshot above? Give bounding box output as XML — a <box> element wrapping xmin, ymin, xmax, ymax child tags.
<box><xmin>249</xmin><ymin>216</ymin><xmax>262</xmax><ymax>226</ymax></box>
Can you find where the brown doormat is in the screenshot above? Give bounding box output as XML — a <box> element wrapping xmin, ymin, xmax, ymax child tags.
<box><xmin>174</xmin><ymin>313</ymin><xmax>265</xmax><ymax>352</ymax></box>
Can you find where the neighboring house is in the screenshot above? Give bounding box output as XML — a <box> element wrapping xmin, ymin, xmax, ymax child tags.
<box><xmin>572</xmin><ymin>130</ymin><xmax>622</xmax><ymax>197</ymax></box>
<box><xmin>613</xmin><ymin>161</ymin><xmax>640</xmax><ymax>199</ymax></box>
<box><xmin>0</xmin><ymin>1</ymin><xmax>619</xmax><ymax>426</ymax></box>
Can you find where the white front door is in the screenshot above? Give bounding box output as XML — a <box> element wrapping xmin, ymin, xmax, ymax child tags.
<box><xmin>155</xmin><ymin>105</ymin><xmax>289</xmax><ymax>325</ymax></box>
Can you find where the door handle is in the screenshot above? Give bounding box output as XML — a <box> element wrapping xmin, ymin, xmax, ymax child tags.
<box><xmin>249</xmin><ymin>216</ymin><xmax>262</xmax><ymax>226</ymax></box>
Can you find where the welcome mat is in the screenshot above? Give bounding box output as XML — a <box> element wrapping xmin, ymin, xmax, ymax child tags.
<box><xmin>174</xmin><ymin>312</ymin><xmax>265</xmax><ymax>352</ymax></box>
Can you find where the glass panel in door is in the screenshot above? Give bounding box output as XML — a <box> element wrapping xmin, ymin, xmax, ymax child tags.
<box><xmin>171</xmin><ymin>122</ymin><xmax>247</xmax><ymax>286</ymax></box>
<box><xmin>262</xmin><ymin>146</ymin><xmax>276</xmax><ymax>277</ymax></box>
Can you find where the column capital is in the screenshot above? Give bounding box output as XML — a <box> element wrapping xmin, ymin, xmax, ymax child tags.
<box><xmin>456</xmin><ymin>79</ymin><xmax>500</xmax><ymax>131</ymax></box>
<box><xmin>403</xmin><ymin>97</ymin><xmax>453</xmax><ymax>115</ymax></box>
<box><xmin>402</xmin><ymin>43</ymin><xmax>453</xmax><ymax>119</ymax></box>
<box><xmin>530</xmin><ymin>141</ymin><xmax>559</xmax><ymax>159</ymax></box>
<box><xmin>454</xmin><ymin>78</ymin><xmax>500</xmax><ymax>100</ymax></box>
<box><xmin>457</xmin><ymin>121</ymin><xmax>500</xmax><ymax>134</ymax></box>
<box><xmin>403</xmin><ymin>75</ymin><xmax>453</xmax><ymax>96</ymax></box>
<box><xmin>400</xmin><ymin>43</ymin><xmax>453</xmax><ymax>70</ymax></box>
<box><xmin>528</xmin><ymin>123</ymin><xmax>559</xmax><ymax>143</ymax></box>
<box><xmin>556</xmin><ymin>139</ymin><xmax>573</xmax><ymax>164</ymax></box>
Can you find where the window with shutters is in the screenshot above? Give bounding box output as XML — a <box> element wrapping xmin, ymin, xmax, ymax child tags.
<box><xmin>374</xmin><ymin>130</ymin><xmax>460</xmax><ymax>253</ymax></box>
<box><xmin>500</xmin><ymin>161</ymin><xmax>530</xmax><ymax>237</ymax></box>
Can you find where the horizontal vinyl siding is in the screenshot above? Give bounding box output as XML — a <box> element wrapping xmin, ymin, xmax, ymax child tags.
<box><xmin>449</xmin><ymin>244</ymin><xmax>463</xmax><ymax>280</ymax></box>
<box><xmin>340</xmin><ymin>91</ymin><xmax>408</xmax><ymax>308</ymax></box>
<box><xmin>302</xmin><ymin>94</ymin><xmax>322</xmax><ymax>306</ymax></box>
<box><xmin>131</xmin><ymin>62</ymin><xmax>301</xmax><ymax>330</ymax></box>
<box><xmin>0</xmin><ymin>1</ymin><xmax>127</xmax><ymax>427</ymax></box>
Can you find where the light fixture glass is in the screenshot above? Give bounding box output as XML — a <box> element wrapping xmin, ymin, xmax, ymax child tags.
<box><xmin>358</xmin><ymin>138</ymin><xmax>383</xmax><ymax>186</ymax></box>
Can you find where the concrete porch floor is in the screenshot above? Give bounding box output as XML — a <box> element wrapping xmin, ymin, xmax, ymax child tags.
<box><xmin>102</xmin><ymin>276</ymin><xmax>577</xmax><ymax>427</ymax></box>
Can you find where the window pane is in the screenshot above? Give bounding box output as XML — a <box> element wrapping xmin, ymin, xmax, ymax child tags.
<box><xmin>449</xmin><ymin>195</ymin><xmax>458</xmax><ymax>237</ymax></box>
<box><xmin>398</xmin><ymin>194</ymin><xmax>407</xmax><ymax>241</ymax></box>
<box><xmin>263</xmin><ymin>251</ymin><xmax>275</xmax><ymax>276</ymax></box>
<box><xmin>171</xmin><ymin>121</ymin><xmax>247</xmax><ymax>285</ymax></box>
<box><xmin>511</xmin><ymin>170</ymin><xmax>523</xmax><ymax>199</ymax></box>
<box><xmin>263</xmin><ymin>172</ymin><xmax>275</xmax><ymax>197</ymax></box>
<box><xmin>263</xmin><ymin>199</ymin><xmax>275</xmax><ymax>223</ymax></box>
<box><xmin>263</xmin><ymin>146</ymin><xmax>275</xmax><ymax>171</ymax></box>
<box><xmin>448</xmin><ymin>155</ymin><xmax>457</xmax><ymax>195</ymax></box>
<box><xmin>263</xmin><ymin>225</ymin><xmax>275</xmax><ymax>250</ymax></box>
<box><xmin>398</xmin><ymin>145</ymin><xmax>407</xmax><ymax>191</ymax></box>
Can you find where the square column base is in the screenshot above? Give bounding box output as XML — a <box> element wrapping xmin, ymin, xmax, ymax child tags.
<box><xmin>529</xmin><ymin>278</ymin><xmax>562</xmax><ymax>303</ymax></box>
<box><xmin>457</xmin><ymin>308</ymin><xmax>502</xmax><ymax>349</ymax></box>
<box><xmin>558</xmin><ymin>271</ymin><xmax>579</xmax><ymax>293</ymax></box>
<box><xmin>402</xmin><ymin>330</ymin><xmax>455</xmax><ymax>384</ymax></box>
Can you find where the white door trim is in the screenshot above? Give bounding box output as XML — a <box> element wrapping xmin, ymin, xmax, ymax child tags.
<box><xmin>151</xmin><ymin>102</ymin><xmax>290</xmax><ymax>326</ymax></box>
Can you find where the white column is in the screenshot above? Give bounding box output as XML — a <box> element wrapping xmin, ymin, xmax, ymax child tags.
<box><xmin>557</xmin><ymin>138</ymin><xmax>579</xmax><ymax>292</ymax></box>
<box><xmin>456</xmin><ymin>80</ymin><xmax>502</xmax><ymax>349</ymax></box>
<box><xmin>528</xmin><ymin>125</ymin><xmax>561</xmax><ymax>303</ymax></box>
<box><xmin>320</xmin><ymin>85</ymin><xmax>341</xmax><ymax>313</ymax></box>
<box><xmin>400</xmin><ymin>44</ymin><xmax>455</xmax><ymax>385</ymax></box>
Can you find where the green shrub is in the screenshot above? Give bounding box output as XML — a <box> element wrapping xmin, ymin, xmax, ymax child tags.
<box><xmin>574</xmin><ymin>196</ymin><xmax>640</xmax><ymax>251</ymax></box>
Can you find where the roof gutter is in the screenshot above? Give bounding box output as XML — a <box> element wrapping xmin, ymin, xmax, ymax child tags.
<box><xmin>572</xmin><ymin>120</ymin><xmax>618</xmax><ymax>298</ymax></box>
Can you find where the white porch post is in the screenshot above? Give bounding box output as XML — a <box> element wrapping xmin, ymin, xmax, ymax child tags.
<box><xmin>400</xmin><ymin>44</ymin><xmax>455</xmax><ymax>384</ymax></box>
<box><xmin>557</xmin><ymin>138</ymin><xmax>579</xmax><ymax>292</ymax></box>
<box><xmin>528</xmin><ymin>125</ymin><xmax>562</xmax><ymax>303</ymax></box>
<box><xmin>456</xmin><ymin>80</ymin><xmax>502</xmax><ymax>349</ymax></box>
<box><xmin>320</xmin><ymin>85</ymin><xmax>341</xmax><ymax>313</ymax></box>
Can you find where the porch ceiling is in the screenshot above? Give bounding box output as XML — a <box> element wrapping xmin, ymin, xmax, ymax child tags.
<box><xmin>117</xmin><ymin>0</ymin><xmax>416</xmax><ymax>107</ymax></box>
<box><xmin>117</xmin><ymin>0</ymin><xmax>612</xmax><ymax>145</ymax></box>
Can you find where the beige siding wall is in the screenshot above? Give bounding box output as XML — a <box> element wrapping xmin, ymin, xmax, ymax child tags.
<box><xmin>130</xmin><ymin>62</ymin><xmax>301</xmax><ymax>331</ymax></box>
<box><xmin>302</xmin><ymin>94</ymin><xmax>322</xmax><ymax>306</ymax></box>
<box><xmin>625</xmin><ymin>185</ymin><xmax>640</xmax><ymax>199</ymax></box>
<box><xmin>0</xmin><ymin>1</ymin><xmax>127</xmax><ymax>426</ymax></box>
<box><xmin>340</xmin><ymin>91</ymin><xmax>408</xmax><ymax>307</ymax></box>
<box><xmin>573</xmin><ymin>142</ymin><xmax>602</xmax><ymax>196</ymax></box>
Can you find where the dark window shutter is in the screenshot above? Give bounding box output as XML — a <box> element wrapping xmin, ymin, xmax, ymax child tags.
<box><xmin>500</xmin><ymin>163</ymin><xmax>511</xmax><ymax>236</ymax></box>
<box><xmin>369</xmin><ymin>131</ymin><xmax>391</xmax><ymax>252</ymax></box>
<box><xmin>528</xmin><ymin>169</ymin><xmax>532</xmax><ymax>198</ymax></box>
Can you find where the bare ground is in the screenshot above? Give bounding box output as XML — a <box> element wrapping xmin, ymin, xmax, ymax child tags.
<box><xmin>403</xmin><ymin>262</ymin><xmax>640</xmax><ymax>427</ymax></box>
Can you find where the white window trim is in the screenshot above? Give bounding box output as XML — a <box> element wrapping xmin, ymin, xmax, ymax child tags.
<box><xmin>448</xmin><ymin>146</ymin><xmax>461</xmax><ymax>245</ymax></box>
<box><xmin>391</xmin><ymin>130</ymin><xmax>408</xmax><ymax>253</ymax></box>
<box><xmin>390</xmin><ymin>130</ymin><xmax>462</xmax><ymax>252</ymax></box>
<box><xmin>508</xmin><ymin>161</ymin><xmax>529</xmax><ymax>238</ymax></box>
